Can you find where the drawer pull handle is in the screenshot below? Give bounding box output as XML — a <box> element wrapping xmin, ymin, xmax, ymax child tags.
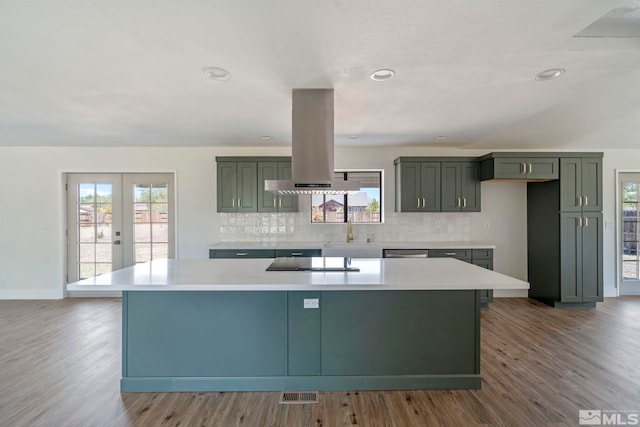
<box><xmin>444</xmin><ymin>252</ymin><xmax>457</xmax><ymax>256</ymax></box>
<box><xmin>290</xmin><ymin>252</ymin><xmax>303</xmax><ymax>256</ymax></box>
<box><xmin>235</xmin><ymin>252</ymin><xmax>248</xmax><ymax>256</ymax></box>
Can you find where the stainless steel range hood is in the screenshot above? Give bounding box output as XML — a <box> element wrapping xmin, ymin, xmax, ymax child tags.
<box><xmin>265</xmin><ymin>89</ymin><xmax>363</xmax><ymax>195</ymax></box>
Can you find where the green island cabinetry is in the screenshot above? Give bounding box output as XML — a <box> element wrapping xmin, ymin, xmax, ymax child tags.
<box><xmin>526</xmin><ymin>153</ymin><xmax>603</xmax><ymax>307</ymax></box>
<box><xmin>216</xmin><ymin>157</ymin><xmax>298</xmax><ymax>213</ymax></box>
<box><xmin>121</xmin><ymin>289</ymin><xmax>482</xmax><ymax>392</ymax></box>
<box><xmin>428</xmin><ymin>249</ymin><xmax>494</xmax><ymax>307</ymax></box>
<box><xmin>394</xmin><ymin>157</ymin><xmax>481</xmax><ymax>212</ymax></box>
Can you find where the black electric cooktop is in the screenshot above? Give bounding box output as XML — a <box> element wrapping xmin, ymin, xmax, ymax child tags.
<box><xmin>266</xmin><ymin>257</ymin><xmax>360</xmax><ymax>272</ymax></box>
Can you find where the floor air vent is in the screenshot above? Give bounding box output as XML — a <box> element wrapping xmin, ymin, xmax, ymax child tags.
<box><xmin>279</xmin><ymin>391</ymin><xmax>319</xmax><ymax>404</ymax></box>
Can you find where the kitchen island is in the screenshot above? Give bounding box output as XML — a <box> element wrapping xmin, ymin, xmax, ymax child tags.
<box><xmin>67</xmin><ymin>257</ymin><xmax>528</xmax><ymax>392</ymax></box>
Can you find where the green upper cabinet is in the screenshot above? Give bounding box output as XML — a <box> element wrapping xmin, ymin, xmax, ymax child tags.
<box><xmin>257</xmin><ymin>161</ymin><xmax>298</xmax><ymax>213</ymax></box>
<box><xmin>395</xmin><ymin>158</ymin><xmax>479</xmax><ymax>212</ymax></box>
<box><xmin>217</xmin><ymin>161</ymin><xmax>258</xmax><ymax>213</ymax></box>
<box><xmin>217</xmin><ymin>157</ymin><xmax>298</xmax><ymax>213</ymax></box>
<box><xmin>395</xmin><ymin>160</ymin><xmax>440</xmax><ymax>212</ymax></box>
<box><xmin>441</xmin><ymin>162</ymin><xmax>481</xmax><ymax>212</ymax></box>
<box><xmin>481</xmin><ymin>156</ymin><xmax>559</xmax><ymax>181</ymax></box>
<box><xmin>560</xmin><ymin>157</ymin><xmax>602</xmax><ymax>212</ymax></box>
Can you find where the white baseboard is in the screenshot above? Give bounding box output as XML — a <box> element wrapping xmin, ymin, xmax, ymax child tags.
<box><xmin>0</xmin><ymin>289</ymin><xmax>64</xmax><ymax>300</ymax></box>
<box><xmin>67</xmin><ymin>290</ymin><xmax>122</xmax><ymax>298</ymax></box>
<box><xmin>494</xmin><ymin>289</ymin><xmax>528</xmax><ymax>298</ymax></box>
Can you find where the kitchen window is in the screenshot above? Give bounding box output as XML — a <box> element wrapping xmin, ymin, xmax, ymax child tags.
<box><xmin>311</xmin><ymin>171</ymin><xmax>382</xmax><ymax>223</ymax></box>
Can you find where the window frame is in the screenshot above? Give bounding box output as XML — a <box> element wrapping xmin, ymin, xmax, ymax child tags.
<box><xmin>310</xmin><ymin>169</ymin><xmax>383</xmax><ymax>224</ymax></box>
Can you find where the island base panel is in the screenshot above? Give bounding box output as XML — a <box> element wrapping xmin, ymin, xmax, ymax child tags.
<box><xmin>122</xmin><ymin>290</ymin><xmax>481</xmax><ymax>392</ymax></box>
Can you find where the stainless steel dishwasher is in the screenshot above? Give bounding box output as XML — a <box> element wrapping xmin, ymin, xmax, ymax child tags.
<box><xmin>382</xmin><ymin>249</ymin><xmax>429</xmax><ymax>258</ymax></box>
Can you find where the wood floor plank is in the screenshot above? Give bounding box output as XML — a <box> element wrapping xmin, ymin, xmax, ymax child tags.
<box><xmin>1</xmin><ymin>297</ymin><xmax>639</xmax><ymax>426</ymax></box>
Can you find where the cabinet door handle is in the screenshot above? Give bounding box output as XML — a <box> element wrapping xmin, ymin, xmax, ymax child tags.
<box><xmin>232</xmin><ymin>198</ymin><xmax>235</xmax><ymax>207</ymax></box>
<box><xmin>528</xmin><ymin>163</ymin><xmax>533</xmax><ymax>174</ymax></box>
<box><xmin>422</xmin><ymin>197</ymin><xmax>426</xmax><ymax>208</ymax></box>
<box><xmin>521</xmin><ymin>163</ymin><xmax>527</xmax><ymax>174</ymax></box>
<box><xmin>273</xmin><ymin>198</ymin><xmax>277</xmax><ymax>207</ymax></box>
<box><xmin>578</xmin><ymin>196</ymin><xmax>582</xmax><ymax>207</ymax></box>
<box><xmin>584</xmin><ymin>216</ymin><xmax>589</xmax><ymax>227</ymax></box>
<box><xmin>417</xmin><ymin>198</ymin><xmax>420</xmax><ymax>208</ymax></box>
<box><xmin>279</xmin><ymin>197</ymin><xmax>282</xmax><ymax>207</ymax></box>
<box><xmin>578</xmin><ymin>217</ymin><xmax>583</xmax><ymax>228</ymax></box>
<box><xmin>235</xmin><ymin>252</ymin><xmax>248</xmax><ymax>256</ymax></box>
<box><xmin>584</xmin><ymin>196</ymin><xmax>588</xmax><ymax>207</ymax></box>
<box><xmin>456</xmin><ymin>197</ymin><xmax>461</xmax><ymax>208</ymax></box>
<box><xmin>463</xmin><ymin>198</ymin><xmax>467</xmax><ymax>208</ymax></box>
<box><xmin>238</xmin><ymin>198</ymin><xmax>241</xmax><ymax>208</ymax></box>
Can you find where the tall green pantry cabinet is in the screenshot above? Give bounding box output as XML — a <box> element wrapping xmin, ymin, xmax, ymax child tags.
<box><xmin>527</xmin><ymin>154</ymin><xmax>603</xmax><ymax>307</ymax></box>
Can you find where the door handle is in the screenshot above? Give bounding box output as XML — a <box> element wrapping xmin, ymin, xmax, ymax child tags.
<box><xmin>456</xmin><ymin>197</ymin><xmax>461</xmax><ymax>208</ymax></box>
<box><xmin>521</xmin><ymin>163</ymin><xmax>527</xmax><ymax>174</ymax></box>
<box><xmin>578</xmin><ymin>217</ymin><xmax>583</xmax><ymax>228</ymax></box>
<box><xmin>528</xmin><ymin>163</ymin><xmax>533</xmax><ymax>174</ymax></box>
<box><xmin>584</xmin><ymin>196</ymin><xmax>588</xmax><ymax>207</ymax></box>
<box><xmin>584</xmin><ymin>216</ymin><xmax>589</xmax><ymax>227</ymax></box>
<box><xmin>279</xmin><ymin>197</ymin><xmax>282</xmax><ymax>208</ymax></box>
<box><xmin>422</xmin><ymin>197</ymin><xmax>426</xmax><ymax>208</ymax></box>
<box><xmin>578</xmin><ymin>196</ymin><xmax>582</xmax><ymax>207</ymax></box>
<box><xmin>463</xmin><ymin>198</ymin><xmax>467</xmax><ymax>208</ymax></box>
<box><xmin>273</xmin><ymin>198</ymin><xmax>277</xmax><ymax>207</ymax></box>
<box><xmin>417</xmin><ymin>198</ymin><xmax>420</xmax><ymax>208</ymax></box>
<box><xmin>232</xmin><ymin>198</ymin><xmax>235</xmax><ymax>207</ymax></box>
<box><xmin>238</xmin><ymin>198</ymin><xmax>241</xmax><ymax>208</ymax></box>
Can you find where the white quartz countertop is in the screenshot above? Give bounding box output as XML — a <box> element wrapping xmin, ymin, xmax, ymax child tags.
<box><xmin>67</xmin><ymin>258</ymin><xmax>528</xmax><ymax>292</ymax></box>
<box><xmin>209</xmin><ymin>241</ymin><xmax>496</xmax><ymax>250</ymax></box>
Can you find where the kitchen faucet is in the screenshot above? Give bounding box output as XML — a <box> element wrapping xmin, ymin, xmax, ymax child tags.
<box><xmin>346</xmin><ymin>219</ymin><xmax>354</xmax><ymax>243</ymax></box>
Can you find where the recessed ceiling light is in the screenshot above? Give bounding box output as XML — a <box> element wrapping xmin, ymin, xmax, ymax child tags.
<box><xmin>204</xmin><ymin>67</ymin><xmax>231</xmax><ymax>81</ymax></box>
<box><xmin>535</xmin><ymin>68</ymin><xmax>565</xmax><ymax>81</ymax></box>
<box><xmin>260</xmin><ymin>135</ymin><xmax>273</xmax><ymax>140</ymax></box>
<box><xmin>370</xmin><ymin>69</ymin><xmax>396</xmax><ymax>81</ymax></box>
<box><xmin>349</xmin><ymin>135</ymin><xmax>359</xmax><ymax>140</ymax></box>
<box><xmin>435</xmin><ymin>135</ymin><xmax>448</xmax><ymax>140</ymax></box>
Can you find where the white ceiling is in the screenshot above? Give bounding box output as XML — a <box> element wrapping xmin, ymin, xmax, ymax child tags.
<box><xmin>1</xmin><ymin>0</ymin><xmax>639</xmax><ymax>149</ymax></box>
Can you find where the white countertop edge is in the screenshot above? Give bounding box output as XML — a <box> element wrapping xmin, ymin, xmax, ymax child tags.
<box><xmin>209</xmin><ymin>241</ymin><xmax>497</xmax><ymax>250</ymax></box>
<box><xmin>67</xmin><ymin>283</ymin><xmax>528</xmax><ymax>291</ymax></box>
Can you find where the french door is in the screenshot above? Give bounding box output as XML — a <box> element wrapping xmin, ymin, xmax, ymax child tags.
<box><xmin>67</xmin><ymin>173</ymin><xmax>175</xmax><ymax>282</ymax></box>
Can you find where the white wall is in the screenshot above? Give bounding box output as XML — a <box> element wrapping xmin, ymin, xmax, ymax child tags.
<box><xmin>3</xmin><ymin>144</ymin><xmax>632</xmax><ymax>300</ymax></box>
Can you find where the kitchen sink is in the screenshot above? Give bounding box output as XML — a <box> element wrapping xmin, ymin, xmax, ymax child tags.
<box><xmin>321</xmin><ymin>242</ymin><xmax>383</xmax><ymax>258</ymax></box>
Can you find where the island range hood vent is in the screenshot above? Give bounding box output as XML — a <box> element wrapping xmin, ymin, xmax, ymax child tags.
<box><xmin>264</xmin><ymin>89</ymin><xmax>363</xmax><ymax>195</ymax></box>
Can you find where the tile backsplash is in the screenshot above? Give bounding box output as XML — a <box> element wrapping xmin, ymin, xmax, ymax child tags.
<box><xmin>218</xmin><ymin>209</ymin><xmax>471</xmax><ymax>242</ymax></box>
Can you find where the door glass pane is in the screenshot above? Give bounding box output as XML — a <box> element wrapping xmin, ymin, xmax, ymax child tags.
<box><xmin>622</xmin><ymin>182</ymin><xmax>640</xmax><ymax>281</ymax></box>
<box><xmin>132</xmin><ymin>183</ymin><xmax>171</xmax><ymax>264</ymax></box>
<box><xmin>75</xmin><ymin>182</ymin><xmax>114</xmax><ymax>279</ymax></box>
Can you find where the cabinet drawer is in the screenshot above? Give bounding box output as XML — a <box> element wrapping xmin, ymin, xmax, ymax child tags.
<box><xmin>428</xmin><ymin>249</ymin><xmax>471</xmax><ymax>260</ymax></box>
<box><xmin>472</xmin><ymin>259</ymin><xmax>494</xmax><ymax>270</ymax></box>
<box><xmin>472</xmin><ymin>249</ymin><xmax>493</xmax><ymax>260</ymax></box>
<box><xmin>209</xmin><ymin>249</ymin><xmax>275</xmax><ymax>258</ymax></box>
<box><xmin>275</xmin><ymin>249</ymin><xmax>322</xmax><ymax>257</ymax></box>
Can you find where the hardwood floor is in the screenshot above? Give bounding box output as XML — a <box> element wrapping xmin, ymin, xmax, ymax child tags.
<box><xmin>1</xmin><ymin>297</ymin><xmax>639</xmax><ymax>426</ymax></box>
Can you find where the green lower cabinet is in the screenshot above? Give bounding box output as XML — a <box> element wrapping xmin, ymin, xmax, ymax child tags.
<box><xmin>428</xmin><ymin>248</ymin><xmax>493</xmax><ymax>307</ymax></box>
<box><xmin>560</xmin><ymin>212</ymin><xmax>603</xmax><ymax>304</ymax></box>
<box><xmin>287</xmin><ymin>292</ymin><xmax>321</xmax><ymax>375</ymax></box>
